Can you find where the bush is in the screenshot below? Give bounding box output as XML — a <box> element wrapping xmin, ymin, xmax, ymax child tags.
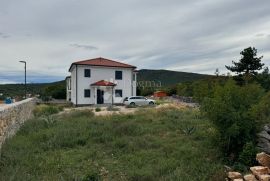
<box><xmin>238</xmin><ymin>142</ymin><xmax>257</xmax><ymax>166</ymax></box>
<box><xmin>176</xmin><ymin>82</ymin><xmax>193</xmax><ymax>97</ymax></box>
<box><xmin>176</xmin><ymin>77</ymin><xmax>228</xmax><ymax>103</ymax></box>
<box><xmin>33</xmin><ymin>104</ymin><xmax>63</xmax><ymax>117</ymax></box>
<box><xmin>95</xmin><ymin>107</ymin><xmax>101</xmax><ymax>112</ymax></box>
<box><xmin>250</xmin><ymin>91</ymin><xmax>270</xmax><ymax>125</ymax></box>
<box><xmin>202</xmin><ymin>79</ymin><xmax>264</xmax><ymax>161</ymax></box>
<box><xmin>82</xmin><ymin>172</ymin><xmax>100</xmax><ymax>181</ymax></box>
<box><xmin>44</xmin><ymin>84</ymin><xmax>66</xmax><ymax>99</ymax></box>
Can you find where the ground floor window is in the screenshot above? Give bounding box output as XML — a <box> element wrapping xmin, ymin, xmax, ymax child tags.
<box><xmin>115</xmin><ymin>89</ymin><xmax>122</xmax><ymax>97</ymax></box>
<box><xmin>84</xmin><ymin>89</ymin><xmax>91</xmax><ymax>97</ymax></box>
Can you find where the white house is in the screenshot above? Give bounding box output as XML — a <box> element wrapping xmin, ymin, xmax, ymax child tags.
<box><xmin>66</xmin><ymin>57</ymin><xmax>137</xmax><ymax>106</ymax></box>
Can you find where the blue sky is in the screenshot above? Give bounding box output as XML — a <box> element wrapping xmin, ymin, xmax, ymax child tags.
<box><xmin>0</xmin><ymin>0</ymin><xmax>270</xmax><ymax>84</ymax></box>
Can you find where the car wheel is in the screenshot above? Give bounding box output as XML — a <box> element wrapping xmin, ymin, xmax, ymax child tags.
<box><xmin>149</xmin><ymin>101</ymin><xmax>154</xmax><ymax>105</ymax></box>
<box><xmin>130</xmin><ymin>102</ymin><xmax>135</xmax><ymax>106</ymax></box>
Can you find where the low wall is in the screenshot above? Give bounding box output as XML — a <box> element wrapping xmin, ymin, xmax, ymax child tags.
<box><xmin>0</xmin><ymin>98</ymin><xmax>36</xmax><ymax>150</ymax></box>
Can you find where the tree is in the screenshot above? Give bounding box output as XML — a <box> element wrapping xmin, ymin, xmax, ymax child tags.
<box><xmin>44</xmin><ymin>84</ymin><xmax>66</xmax><ymax>99</ymax></box>
<box><xmin>256</xmin><ymin>67</ymin><xmax>270</xmax><ymax>91</ymax></box>
<box><xmin>226</xmin><ymin>47</ymin><xmax>264</xmax><ymax>76</ymax></box>
<box><xmin>202</xmin><ymin>79</ymin><xmax>264</xmax><ymax>161</ymax></box>
<box><xmin>215</xmin><ymin>68</ymin><xmax>220</xmax><ymax>77</ymax></box>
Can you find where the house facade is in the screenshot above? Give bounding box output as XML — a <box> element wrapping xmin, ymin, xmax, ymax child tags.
<box><xmin>66</xmin><ymin>57</ymin><xmax>137</xmax><ymax>105</ymax></box>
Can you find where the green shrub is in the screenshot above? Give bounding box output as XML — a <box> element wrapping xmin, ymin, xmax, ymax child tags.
<box><xmin>177</xmin><ymin>82</ymin><xmax>193</xmax><ymax>97</ymax></box>
<box><xmin>202</xmin><ymin>79</ymin><xmax>264</xmax><ymax>160</ymax></box>
<box><xmin>82</xmin><ymin>172</ymin><xmax>100</xmax><ymax>181</ymax></box>
<box><xmin>33</xmin><ymin>104</ymin><xmax>62</xmax><ymax>117</ymax></box>
<box><xmin>182</xmin><ymin>126</ymin><xmax>196</xmax><ymax>135</ymax></box>
<box><xmin>44</xmin><ymin>84</ymin><xmax>66</xmax><ymax>99</ymax></box>
<box><xmin>250</xmin><ymin>91</ymin><xmax>270</xmax><ymax>124</ymax></box>
<box><xmin>238</xmin><ymin>142</ymin><xmax>257</xmax><ymax>166</ymax></box>
<box><xmin>95</xmin><ymin>107</ymin><xmax>101</xmax><ymax>112</ymax></box>
<box><xmin>232</xmin><ymin>162</ymin><xmax>248</xmax><ymax>173</ymax></box>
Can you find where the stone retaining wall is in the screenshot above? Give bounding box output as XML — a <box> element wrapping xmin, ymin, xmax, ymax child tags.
<box><xmin>0</xmin><ymin>98</ymin><xmax>36</xmax><ymax>151</ymax></box>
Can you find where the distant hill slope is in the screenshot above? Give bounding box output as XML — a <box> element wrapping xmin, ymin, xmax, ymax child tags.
<box><xmin>0</xmin><ymin>69</ymin><xmax>210</xmax><ymax>98</ymax></box>
<box><xmin>137</xmin><ymin>69</ymin><xmax>211</xmax><ymax>86</ymax></box>
<box><xmin>0</xmin><ymin>80</ymin><xmax>65</xmax><ymax>98</ymax></box>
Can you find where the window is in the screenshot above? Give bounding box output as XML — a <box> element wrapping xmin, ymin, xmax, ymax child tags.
<box><xmin>133</xmin><ymin>73</ymin><xmax>136</xmax><ymax>81</ymax></box>
<box><xmin>84</xmin><ymin>89</ymin><xmax>91</xmax><ymax>97</ymax></box>
<box><xmin>84</xmin><ymin>69</ymin><xmax>91</xmax><ymax>77</ymax></box>
<box><xmin>115</xmin><ymin>89</ymin><xmax>123</xmax><ymax>97</ymax></box>
<box><xmin>115</xmin><ymin>71</ymin><xmax>122</xmax><ymax>80</ymax></box>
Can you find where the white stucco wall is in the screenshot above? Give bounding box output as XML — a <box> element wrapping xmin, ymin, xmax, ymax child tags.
<box><xmin>68</xmin><ymin>65</ymin><xmax>136</xmax><ymax>105</ymax></box>
<box><xmin>70</xmin><ymin>66</ymin><xmax>77</xmax><ymax>105</ymax></box>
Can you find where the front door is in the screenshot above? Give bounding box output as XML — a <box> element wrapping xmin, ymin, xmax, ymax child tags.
<box><xmin>97</xmin><ymin>89</ymin><xmax>104</xmax><ymax>104</ymax></box>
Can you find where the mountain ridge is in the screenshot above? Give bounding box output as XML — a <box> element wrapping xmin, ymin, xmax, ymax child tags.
<box><xmin>0</xmin><ymin>69</ymin><xmax>211</xmax><ymax>97</ymax></box>
<box><xmin>137</xmin><ymin>69</ymin><xmax>211</xmax><ymax>86</ymax></box>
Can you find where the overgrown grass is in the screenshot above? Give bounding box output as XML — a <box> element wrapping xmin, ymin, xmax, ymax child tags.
<box><xmin>106</xmin><ymin>106</ymin><xmax>120</xmax><ymax>111</ymax></box>
<box><xmin>33</xmin><ymin>104</ymin><xmax>64</xmax><ymax>117</ymax></box>
<box><xmin>0</xmin><ymin>107</ymin><xmax>224</xmax><ymax>180</ymax></box>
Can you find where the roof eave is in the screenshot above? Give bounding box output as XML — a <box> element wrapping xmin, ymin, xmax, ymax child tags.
<box><xmin>69</xmin><ymin>63</ymin><xmax>136</xmax><ymax>70</ymax></box>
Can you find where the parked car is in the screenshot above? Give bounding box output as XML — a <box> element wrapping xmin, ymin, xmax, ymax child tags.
<box><xmin>123</xmin><ymin>96</ymin><xmax>155</xmax><ymax>106</ymax></box>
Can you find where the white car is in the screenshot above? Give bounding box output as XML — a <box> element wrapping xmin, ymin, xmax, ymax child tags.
<box><xmin>123</xmin><ymin>96</ymin><xmax>155</xmax><ymax>106</ymax></box>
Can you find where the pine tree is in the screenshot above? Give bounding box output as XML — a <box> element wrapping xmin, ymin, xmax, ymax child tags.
<box><xmin>226</xmin><ymin>47</ymin><xmax>264</xmax><ymax>76</ymax></box>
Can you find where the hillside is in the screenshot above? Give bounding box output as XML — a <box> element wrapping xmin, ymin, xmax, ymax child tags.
<box><xmin>0</xmin><ymin>80</ymin><xmax>65</xmax><ymax>98</ymax></box>
<box><xmin>0</xmin><ymin>69</ymin><xmax>210</xmax><ymax>98</ymax></box>
<box><xmin>137</xmin><ymin>69</ymin><xmax>211</xmax><ymax>86</ymax></box>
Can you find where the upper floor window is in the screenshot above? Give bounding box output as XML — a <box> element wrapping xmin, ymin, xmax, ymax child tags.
<box><xmin>115</xmin><ymin>89</ymin><xmax>123</xmax><ymax>97</ymax></box>
<box><xmin>84</xmin><ymin>69</ymin><xmax>91</xmax><ymax>77</ymax></box>
<box><xmin>115</xmin><ymin>71</ymin><xmax>122</xmax><ymax>80</ymax></box>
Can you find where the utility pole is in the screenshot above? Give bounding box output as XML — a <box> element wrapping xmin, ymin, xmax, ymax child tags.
<box><xmin>19</xmin><ymin>61</ymin><xmax>27</xmax><ymax>99</ymax></box>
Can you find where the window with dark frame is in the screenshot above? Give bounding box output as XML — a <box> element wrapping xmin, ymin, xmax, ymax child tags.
<box><xmin>84</xmin><ymin>69</ymin><xmax>91</xmax><ymax>77</ymax></box>
<box><xmin>115</xmin><ymin>89</ymin><xmax>123</xmax><ymax>97</ymax></box>
<box><xmin>84</xmin><ymin>89</ymin><xmax>91</xmax><ymax>97</ymax></box>
<box><xmin>115</xmin><ymin>71</ymin><xmax>122</xmax><ymax>80</ymax></box>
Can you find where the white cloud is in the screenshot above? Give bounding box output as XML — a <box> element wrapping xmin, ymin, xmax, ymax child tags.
<box><xmin>0</xmin><ymin>0</ymin><xmax>270</xmax><ymax>83</ymax></box>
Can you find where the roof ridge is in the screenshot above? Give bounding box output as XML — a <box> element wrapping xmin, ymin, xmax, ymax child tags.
<box><xmin>99</xmin><ymin>57</ymin><xmax>133</xmax><ymax>66</ymax></box>
<box><xmin>69</xmin><ymin>57</ymin><xmax>136</xmax><ymax>72</ymax></box>
<box><xmin>74</xmin><ymin>57</ymin><xmax>132</xmax><ymax>66</ymax></box>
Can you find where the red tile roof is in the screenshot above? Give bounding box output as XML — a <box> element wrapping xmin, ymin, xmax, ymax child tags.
<box><xmin>69</xmin><ymin>57</ymin><xmax>136</xmax><ymax>71</ymax></box>
<box><xmin>91</xmin><ymin>80</ymin><xmax>116</xmax><ymax>86</ymax></box>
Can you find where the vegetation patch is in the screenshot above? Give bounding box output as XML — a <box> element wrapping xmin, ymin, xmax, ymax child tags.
<box><xmin>0</xmin><ymin>108</ymin><xmax>224</xmax><ymax>180</ymax></box>
<box><xmin>106</xmin><ymin>106</ymin><xmax>120</xmax><ymax>111</ymax></box>
<box><xmin>33</xmin><ymin>104</ymin><xmax>63</xmax><ymax>117</ymax></box>
<box><xmin>95</xmin><ymin>107</ymin><xmax>101</xmax><ymax>112</ymax></box>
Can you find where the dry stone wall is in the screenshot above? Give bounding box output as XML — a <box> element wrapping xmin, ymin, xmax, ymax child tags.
<box><xmin>0</xmin><ymin>98</ymin><xmax>36</xmax><ymax>151</ymax></box>
<box><xmin>227</xmin><ymin>152</ymin><xmax>270</xmax><ymax>181</ymax></box>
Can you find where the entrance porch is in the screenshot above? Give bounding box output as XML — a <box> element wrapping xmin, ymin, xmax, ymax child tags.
<box><xmin>91</xmin><ymin>80</ymin><xmax>116</xmax><ymax>105</ymax></box>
